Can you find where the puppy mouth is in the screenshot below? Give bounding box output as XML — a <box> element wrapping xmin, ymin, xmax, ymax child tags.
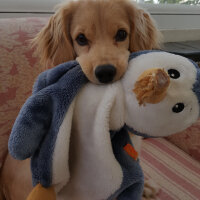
<box><xmin>94</xmin><ymin>64</ymin><xmax>117</xmax><ymax>84</ymax></box>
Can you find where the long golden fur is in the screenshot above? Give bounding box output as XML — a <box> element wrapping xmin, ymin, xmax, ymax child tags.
<box><xmin>0</xmin><ymin>0</ymin><xmax>161</xmax><ymax>199</ymax></box>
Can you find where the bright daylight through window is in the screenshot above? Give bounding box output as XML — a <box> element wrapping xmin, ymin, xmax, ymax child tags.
<box><xmin>137</xmin><ymin>0</ymin><xmax>200</xmax><ymax>5</ymax></box>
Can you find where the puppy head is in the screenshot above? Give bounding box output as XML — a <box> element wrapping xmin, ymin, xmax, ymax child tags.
<box><xmin>71</xmin><ymin>0</ymin><xmax>131</xmax><ymax>83</ymax></box>
<box><xmin>32</xmin><ymin>0</ymin><xmax>161</xmax><ymax>84</ymax></box>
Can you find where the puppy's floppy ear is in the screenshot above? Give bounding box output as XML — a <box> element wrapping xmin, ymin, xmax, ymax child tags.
<box><xmin>126</xmin><ymin>2</ymin><xmax>162</xmax><ymax>51</ymax></box>
<box><xmin>32</xmin><ymin>2</ymin><xmax>77</xmax><ymax>69</ymax></box>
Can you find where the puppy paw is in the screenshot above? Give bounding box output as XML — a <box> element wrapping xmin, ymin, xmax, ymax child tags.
<box><xmin>26</xmin><ymin>184</ymin><xmax>56</xmax><ymax>200</ymax></box>
<box><xmin>143</xmin><ymin>178</ymin><xmax>160</xmax><ymax>199</ymax></box>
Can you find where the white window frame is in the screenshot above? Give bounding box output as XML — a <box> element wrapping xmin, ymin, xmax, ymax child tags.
<box><xmin>139</xmin><ymin>3</ymin><xmax>200</xmax><ymax>42</ymax></box>
<box><xmin>0</xmin><ymin>0</ymin><xmax>200</xmax><ymax>42</ymax></box>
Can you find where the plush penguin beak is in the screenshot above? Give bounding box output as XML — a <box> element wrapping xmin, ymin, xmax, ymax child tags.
<box><xmin>133</xmin><ymin>68</ymin><xmax>170</xmax><ymax>106</ymax></box>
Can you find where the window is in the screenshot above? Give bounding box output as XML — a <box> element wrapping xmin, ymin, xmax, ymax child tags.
<box><xmin>0</xmin><ymin>0</ymin><xmax>199</xmax><ymax>42</ymax></box>
<box><xmin>137</xmin><ymin>2</ymin><xmax>200</xmax><ymax>42</ymax></box>
<box><xmin>137</xmin><ymin>0</ymin><xmax>200</xmax><ymax>5</ymax></box>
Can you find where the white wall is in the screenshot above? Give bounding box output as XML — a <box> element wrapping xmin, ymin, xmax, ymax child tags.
<box><xmin>141</xmin><ymin>4</ymin><xmax>200</xmax><ymax>42</ymax></box>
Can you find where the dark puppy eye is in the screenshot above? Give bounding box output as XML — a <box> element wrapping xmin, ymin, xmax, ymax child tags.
<box><xmin>76</xmin><ymin>34</ymin><xmax>88</xmax><ymax>46</ymax></box>
<box><xmin>172</xmin><ymin>103</ymin><xmax>184</xmax><ymax>113</ymax></box>
<box><xmin>168</xmin><ymin>69</ymin><xmax>180</xmax><ymax>79</ymax></box>
<box><xmin>115</xmin><ymin>29</ymin><xmax>127</xmax><ymax>42</ymax></box>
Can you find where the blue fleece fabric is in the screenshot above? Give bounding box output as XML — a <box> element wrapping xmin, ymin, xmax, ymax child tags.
<box><xmin>109</xmin><ymin>128</ymin><xmax>144</xmax><ymax>200</ymax></box>
<box><xmin>9</xmin><ymin>61</ymin><xmax>88</xmax><ymax>187</ymax></box>
<box><xmin>192</xmin><ymin>60</ymin><xmax>200</xmax><ymax>104</ymax></box>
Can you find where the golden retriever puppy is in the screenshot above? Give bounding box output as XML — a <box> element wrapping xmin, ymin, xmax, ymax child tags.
<box><xmin>32</xmin><ymin>0</ymin><xmax>161</xmax><ymax>83</ymax></box>
<box><xmin>0</xmin><ymin>0</ymin><xmax>161</xmax><ymax>199</ymax></box>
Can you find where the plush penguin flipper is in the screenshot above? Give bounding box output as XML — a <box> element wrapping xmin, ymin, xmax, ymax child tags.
<box><xmin>8</xmin><ymin>92</ymin><xmax>52</xmax><ymax>160</ymax></box>
<box><xmin>26</xmin><ymin>184</ymin><xmax>56</xmax><ymax>200</ymax></box>
<box><xmin>8</xmin><ymin>62</ymin><xmax>88</xmax><ymax>163</ymax></box>
<box><xmin>9</xmin><ymin>62</ymin><xmax>79</xmax><ymax>160</ymax></box>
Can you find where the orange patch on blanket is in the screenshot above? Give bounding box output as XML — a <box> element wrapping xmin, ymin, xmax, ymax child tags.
<box><xmin>124</xmin><ymin>143</ymin><xmax>138</xmax><ymax>160</ymax></box>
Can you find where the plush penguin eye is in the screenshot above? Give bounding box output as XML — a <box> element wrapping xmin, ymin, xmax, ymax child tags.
<box><xmin>168</xmin><ymin>69</ymin><xmax>180</xmax><ymax>79</ymax></box>
<box><xmin>172</xmin><ymin>103</ymin><xmax>185</xmax><ymax>113</ymax></box>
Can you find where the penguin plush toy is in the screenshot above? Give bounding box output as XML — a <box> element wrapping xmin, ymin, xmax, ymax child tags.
<box><xmin>9</xmin><ymin>51</ymin><xmax>200</xmax><ymax>200</ymax></box>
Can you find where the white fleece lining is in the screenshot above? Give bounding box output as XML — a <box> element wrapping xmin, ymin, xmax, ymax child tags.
<box><xmin>57</xmin><ymin>84</ymin><xmax>123</xmax><ymax>200</ymax></box>
<box><xmin>89</xmin><ymin>84</ymin><xmax>123</xmax><ymax>198</ymax></box>
<box><xmin>52</xmin><ymin>100</ymin><xmax>75</xmax><ymax>192</ymax></box>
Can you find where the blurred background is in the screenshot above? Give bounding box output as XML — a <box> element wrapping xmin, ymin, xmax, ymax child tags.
<box><xmin>0</xmin><ymin>0</ymin><xmax>199</xmax><ymax>42</ymax></box>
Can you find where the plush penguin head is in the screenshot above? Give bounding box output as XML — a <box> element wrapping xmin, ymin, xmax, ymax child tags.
<box><xmin>122</xmin><ymin>51</ymin><xmax>200</xmax><ymax>137</ymax></box>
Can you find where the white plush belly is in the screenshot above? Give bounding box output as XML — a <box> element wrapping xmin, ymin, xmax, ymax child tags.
<box><xmin>56</xmin><ymin>84</ymin><xmax>123</xmax><ymax>200</ymax></box>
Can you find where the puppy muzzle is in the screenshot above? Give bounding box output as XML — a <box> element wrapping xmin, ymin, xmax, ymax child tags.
<box><xmin>95</xmin><ymin>64</ymin><xmax>116</xmax><ymax>83</ymax></box>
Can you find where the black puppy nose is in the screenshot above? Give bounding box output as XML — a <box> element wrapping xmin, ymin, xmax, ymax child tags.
<box><xmin>95</xmin><ymin>64</ymin><xmax>116</xmax><ymax>83</ymax></box>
